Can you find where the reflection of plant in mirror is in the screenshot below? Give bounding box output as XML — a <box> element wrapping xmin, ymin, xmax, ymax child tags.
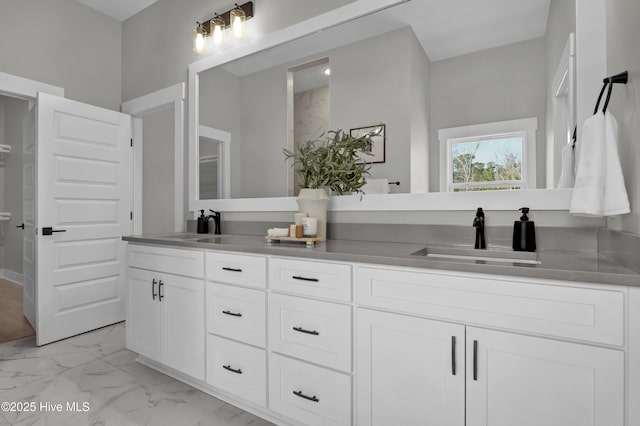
<box><xmin>283</xmin><ymin>129</ymin><xmax>378</xmax><ymax>195</ymax></box>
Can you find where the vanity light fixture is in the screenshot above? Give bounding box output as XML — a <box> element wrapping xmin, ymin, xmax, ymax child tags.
<box><xmin>324</xmin><ymin>68</ymin><xmax>331</xmax><ymax>76</ymax></box>
<box><xmin>193</xmin><ymin>1</ymin><xmax>254</xmax><ymax>53</ymax></box>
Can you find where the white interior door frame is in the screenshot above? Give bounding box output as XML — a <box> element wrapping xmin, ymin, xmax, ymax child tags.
<box><xmin>121</xmin><ymin>83</ymin><xmax>185</xmax><ymax>234</ymax></box>
<box><xmin>0</xmin><ymin>72</ymin><xmax>64</xmax><ymax>100</ymax></box>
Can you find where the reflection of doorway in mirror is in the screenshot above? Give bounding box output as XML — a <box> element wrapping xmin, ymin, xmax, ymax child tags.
<box><xmin>287</xmin><ymin>58</ymin><xmax>330</xmax><ymax>195</ymax></box>
<box><xmin>198</xmin><ymin>125</ymin><xmax>231</xmax><ymax>200</ymax></box>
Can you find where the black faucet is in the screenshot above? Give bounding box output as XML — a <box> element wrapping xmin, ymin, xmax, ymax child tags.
<box><xmin>209</xmin><ymin>210</ymin><xmax>221</xmax><ymax>235</ymax></box>
<box><xmin>473</xmin><ymin>207</ymin><xmax>486</xmax><ymax>249</ymax></box>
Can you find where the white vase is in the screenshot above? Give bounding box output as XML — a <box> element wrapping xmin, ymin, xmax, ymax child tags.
<box><xmin>296</xmin><ymin>188</ymin><xmax>330</xmax><ymax>240</ymax></box>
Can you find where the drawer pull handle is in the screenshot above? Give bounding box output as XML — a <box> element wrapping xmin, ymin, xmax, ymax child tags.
<box><xmin>223</xmin><ymin>365</ymin><xmax>242</xmax><ymax>374</ymax></box>
<box><xmin>222</xmin><ymin>310</ymin><xmax>242</xmax><ymax>317</ymax></box>
<box><xmin>451</xmin><ymin>336</ymin><xmax>456</xmax><ymax>376</ymax></box>
<box><xmin>293</xmin><ymin>326</ymin><xmax>319</xmax><ymax>336</ymax></box>
<box><xmin>222</xmin><ymin>267</ymin><xmax>243</xmax><ymax>272</ymax></box>
<box><xmin>292</xmin><ymin>275</ymin><xmax>319</xmax><ymax>282</ymax></box>
<box><xmin>473</xmin><ymin>340</ymin><xmax>478</xmax><ymax>381</ymax></box>
<box><xmin>152</xmin><ymin>279</ymin><xmax>158</xmax><ymax>300</ymax></box>
<box><xmin>158</xmin><ymin>280</ymin><xmax>164</xmax><ymax>301</ymax></box>
<box><xmin>293</xmin><ymin>390</ymin><xmax>319</xmax><ymax>403</ymax></box>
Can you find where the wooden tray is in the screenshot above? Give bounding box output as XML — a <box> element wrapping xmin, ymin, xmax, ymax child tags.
<box><xmin>265</xmin><ymin>236</ymin><xmax>325</xmax><ymax>246</ymax></box>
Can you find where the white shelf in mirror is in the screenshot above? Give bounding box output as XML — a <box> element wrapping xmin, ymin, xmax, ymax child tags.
<box><xmin>197</xmin><ymin>189</ymin><xmax>573</xmax><ymax>212</ymax></box>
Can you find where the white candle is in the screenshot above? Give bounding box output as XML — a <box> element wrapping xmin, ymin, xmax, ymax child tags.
<box><xmin>303</xmin><ymin>217</ymin><xmax>318</xmax><ymax>237</ymax></box>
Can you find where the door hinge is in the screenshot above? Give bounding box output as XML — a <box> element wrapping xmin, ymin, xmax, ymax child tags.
<box><xmin>130</xmin><ymin>211</ymin><xmax>133</xmax><ymax>220</ymax></box>
<box><xmin>130</xmin><ymin>138</ymin><xmax>133</xmax><ymax>147</ymax></box>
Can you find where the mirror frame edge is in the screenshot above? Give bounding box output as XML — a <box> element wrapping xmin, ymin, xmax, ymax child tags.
<box><xmin>189</xmin><ymin>0</ymin><xmax>604</xmax><ymax>214</ymax></box>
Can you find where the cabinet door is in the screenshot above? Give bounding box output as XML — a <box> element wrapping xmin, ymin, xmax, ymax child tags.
<box><xmin>466</xmin><ymin>327</ymin><xmax>624</xmax><ymax>426</ymax></box>
<box><xmin>163</xmin><ymin>274</ymin><xmax>205</xmax><ymax>380</ymax></box>
<box><xmin>126</xmin><ymin>268</ymin><xmax>162</xmax><ymax>361</ymax></box>
<box><xmin>356</xmin><ymin>309</ymin><xmax>465</xmax><ymax>426</ymax></box>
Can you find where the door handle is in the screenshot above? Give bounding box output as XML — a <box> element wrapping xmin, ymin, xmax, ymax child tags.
<box><xmin>42</xmin><ymin>227</ymin><xmax>66</xmax><ymax>236</ymax></box>
<box><xmin>158</xmin><ymin>280</ymin><xmax>164</xmax><ymax>301</ymax></box>
<box><xmin>473</xmin><ymin>340</ymin><xmax>478</xmax><ymax>381</ymax></box>
<box><xmin>222</xmin><ymin>267</ymin><xmax>243</xmax><ymax>272</ymax></box>
<box><xmin>16</xmin><ymin>223</ymin><xmax>24</xmax><ymax>230</ymax></box>
<box><xmin>451</xmin><ymin>336</ymin><xmax>456</xmax><ymax>376</ymax></box>
<box><xmin>152</xmin><ymin>279</ymin><xmax>158</xmax><ymax>300</ymax></box>
<box><xmin>222</xmin><ymin>310</ymin><xmax>242</xmax><ymax>317</ymax></box>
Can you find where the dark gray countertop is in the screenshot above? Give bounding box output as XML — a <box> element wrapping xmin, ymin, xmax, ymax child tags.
<box><xmin>123</xmin><ymin>233</ymin><xmax>640</xmax><ymax>286</ymax></box>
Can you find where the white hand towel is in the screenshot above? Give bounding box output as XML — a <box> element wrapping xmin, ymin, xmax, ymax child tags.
<box><xmin>557</xmin><ymin>143</ymin><xmax>575</xmax><ymax>188</ymax></box>
<box><xmin>569</xmin><ymin>111</ymin><xmax>630</xmax><ymax>216</ymax></box>
<box><xmin>267</xmin><ymin>228</ymin><xmax>289</xmax><ymax>237</ymax></box>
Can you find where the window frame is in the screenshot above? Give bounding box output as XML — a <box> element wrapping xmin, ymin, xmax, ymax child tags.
<box><xmin>438</xmin><ymin>117</ymin><xmax>538</xmax><ymax>192</ymax></box>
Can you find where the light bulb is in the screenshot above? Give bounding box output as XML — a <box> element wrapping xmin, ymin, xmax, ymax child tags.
<box><xmin>193</xmin><ymin>23</ymin><xmax>207</xmax><ymax>54</ymax></box>
<box><xmin>211</xmin><ymin>16</ymin><xmax>225</xmax><ymax>46</ymax></box>
<box><xmin>230</xmin><ymin>6</ymin><xmax>245</xmax><ymax>39</ymax></box>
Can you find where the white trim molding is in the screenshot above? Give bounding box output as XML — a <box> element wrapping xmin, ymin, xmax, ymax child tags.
<box><xmin>122</xmin><ymin>83</ymin><xmax>185</xmax><ymax>233</ymax></box>
<box><xmin>0</xmin><ymin>72</ymin><xmax>64</xmax><ymax>100</ymax></box>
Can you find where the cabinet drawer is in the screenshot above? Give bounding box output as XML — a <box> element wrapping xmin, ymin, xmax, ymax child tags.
<box><xmin>269</xmin><ymin>257</ymin><xmax>352</xmax><ymax>302</ymax></box>
<box><xmin>269</xmin><ymin>353</ymin><xmax>351</xmax><ymax>426</ymax></box>
<box><xmin>206</xmin><ymin>252</ymin><xmax>266</xmax><ymax>288</ymax></box>
<box><xmin>269</xmin><ymin>293</ymin><xmax>351</xmax><ymax>372</ymax></box>
<box><xmin>206</xmin><ymin>283</ymin><xmax>266</xmax><ymax>347</ymax></box>
<box><xmin>127</xmin><ymin>244</ymin><xmax>204</xmax><ymax>279</ymax></box>
<box><xmin>207</xmin><ymin>335</ymin><xmax>266</xmax><ymax>407</ymax></box>
<box><xmin>356</xmin><ymin>266</ymin><xmax>625</xmax><ymax>346</ymax></box>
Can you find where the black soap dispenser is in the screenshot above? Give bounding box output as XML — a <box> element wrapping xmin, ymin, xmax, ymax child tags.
<box><xmin>512</xmin><ymin>207</ymin><xmax>536</xmax><ymax>252</ymax></box>
<box><xmin>197</xmin><ymin>210</ymin><xmax>209</xmax><ymax>234</ymax></box>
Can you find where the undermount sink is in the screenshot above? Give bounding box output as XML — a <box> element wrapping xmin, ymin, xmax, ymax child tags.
<box><xmin>411</xmin><ymin>246</ymin><xmax>541</xmax><ymax>265</ymax></box>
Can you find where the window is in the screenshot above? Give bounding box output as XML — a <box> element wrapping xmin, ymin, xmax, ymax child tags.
<box><xmin>439</xmin><ymin>118</ymin><xmax>537</xmax><ymax>192</ymax></box>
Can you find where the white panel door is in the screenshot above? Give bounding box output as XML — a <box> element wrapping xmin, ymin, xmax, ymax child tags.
<box><xmin>466</xmin><ymin>327</ymin><xmax>624</xmax><ymax>426</ymax></box>
<box><xmin>22</xmin><ymin>105</ymin><xmax>36</xmax><ymax>327</ymax></box>
<box><xmin>356</xmin><ymin>308</ymin><xmax>465</xmax><ymax>426</ymax></box>
<box><xmin>36</xmin><ymin>92</ymin><xmax>131</xmax><ymax>345</ymax></box>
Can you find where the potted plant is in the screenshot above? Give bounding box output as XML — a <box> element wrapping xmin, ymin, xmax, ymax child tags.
<box><xmin>283</xmin><ymin>129</ymin><xmax>377</xmax><ymax>239</ymax></box>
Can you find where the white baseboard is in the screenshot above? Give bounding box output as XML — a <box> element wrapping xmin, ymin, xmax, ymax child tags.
<box><xmin>1</xmin><ymin>269</ymin><xmax>24</xmax><ymax>285</ymax></box>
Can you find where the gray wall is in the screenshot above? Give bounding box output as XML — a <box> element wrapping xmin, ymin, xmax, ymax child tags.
<box><xmin>0</xmin><ymin>0</ymin><xmax>122</xmax><ymax>111</ymax></box>
<box><xmin>606</xmin><ymin>0</ymin><xmax>640</xmax><ymax>234</ymax></box>
<box><xmin>142</xmin><ymin>108</ymin><xmax>175</xmax><ymax>234</ymax></box>
<box><xmin>331</xmin><ymin>27</ymin><xmax>417</xmax><ymax>195</ymax></box>
<box><xmin>429</xmin><ymin>38</ymin><xmax>547</xmax><ymax>192</ymax></box>
<box><xmin>2</xmin><ymin>96</ymin><xmax>28</xmax><ymax>275</ymax></box>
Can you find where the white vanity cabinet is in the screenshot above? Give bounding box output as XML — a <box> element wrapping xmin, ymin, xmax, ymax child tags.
<box><xmin>355</xmin><ymin>265</ymin><xmax>626</xmax><ymax>426</ymax></box>
<box><xmin>126</xmin><ymin>244</ymin><xmax>205</xmax><ymax>380</ymax></box>
<box><xmin>268</xmin><ymin>257</ymin><xmax>353</xmax><ymax>426</ymax></box>
<box><xmin>356</xmin><ymin>308</ymin><xmax>466</xmax><ymax>426</ymax></box>
<box><xmin>205</xmin><ymin>251</ymin><xmax>268</xmax><ymax>407</ymax></box>
<box><xmin>125</xmin><ymin>241</ymin><xmax>635</xmax><ymax>426</ymax></box>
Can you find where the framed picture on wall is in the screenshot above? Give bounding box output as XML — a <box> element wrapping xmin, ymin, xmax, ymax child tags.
<box><xmin>350</xmin><ymin>124</ymin><xmax>385</xmax><ymax>163</ymax></box>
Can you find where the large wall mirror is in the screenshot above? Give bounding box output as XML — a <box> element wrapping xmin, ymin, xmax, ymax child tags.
<box><xmin>189</xmin><ymin>0</ymin><xmax>604</xmax><ymax>212</ymax></box>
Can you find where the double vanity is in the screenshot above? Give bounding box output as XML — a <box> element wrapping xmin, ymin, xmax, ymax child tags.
<box><xmin>123</xmin><ymin>232</ymin><xmax>640</xmax><ymax>426</ymax></box>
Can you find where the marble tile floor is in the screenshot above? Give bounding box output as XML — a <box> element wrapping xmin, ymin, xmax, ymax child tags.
<box><xmin>0</xmin><ymin>323</ymin><xmax>274</xmax><ymax>426</ymax></box>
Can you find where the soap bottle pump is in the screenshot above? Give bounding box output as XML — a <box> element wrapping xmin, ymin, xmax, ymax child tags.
<box><xmin>512</xmin><ymin>207</ymin><xmax>536</xmax><ymax>252</ymax></box>
<box><xmin>197</xmin><ymin>210</ymin><xmax>209</xmax><ymax>234</ymax></box>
